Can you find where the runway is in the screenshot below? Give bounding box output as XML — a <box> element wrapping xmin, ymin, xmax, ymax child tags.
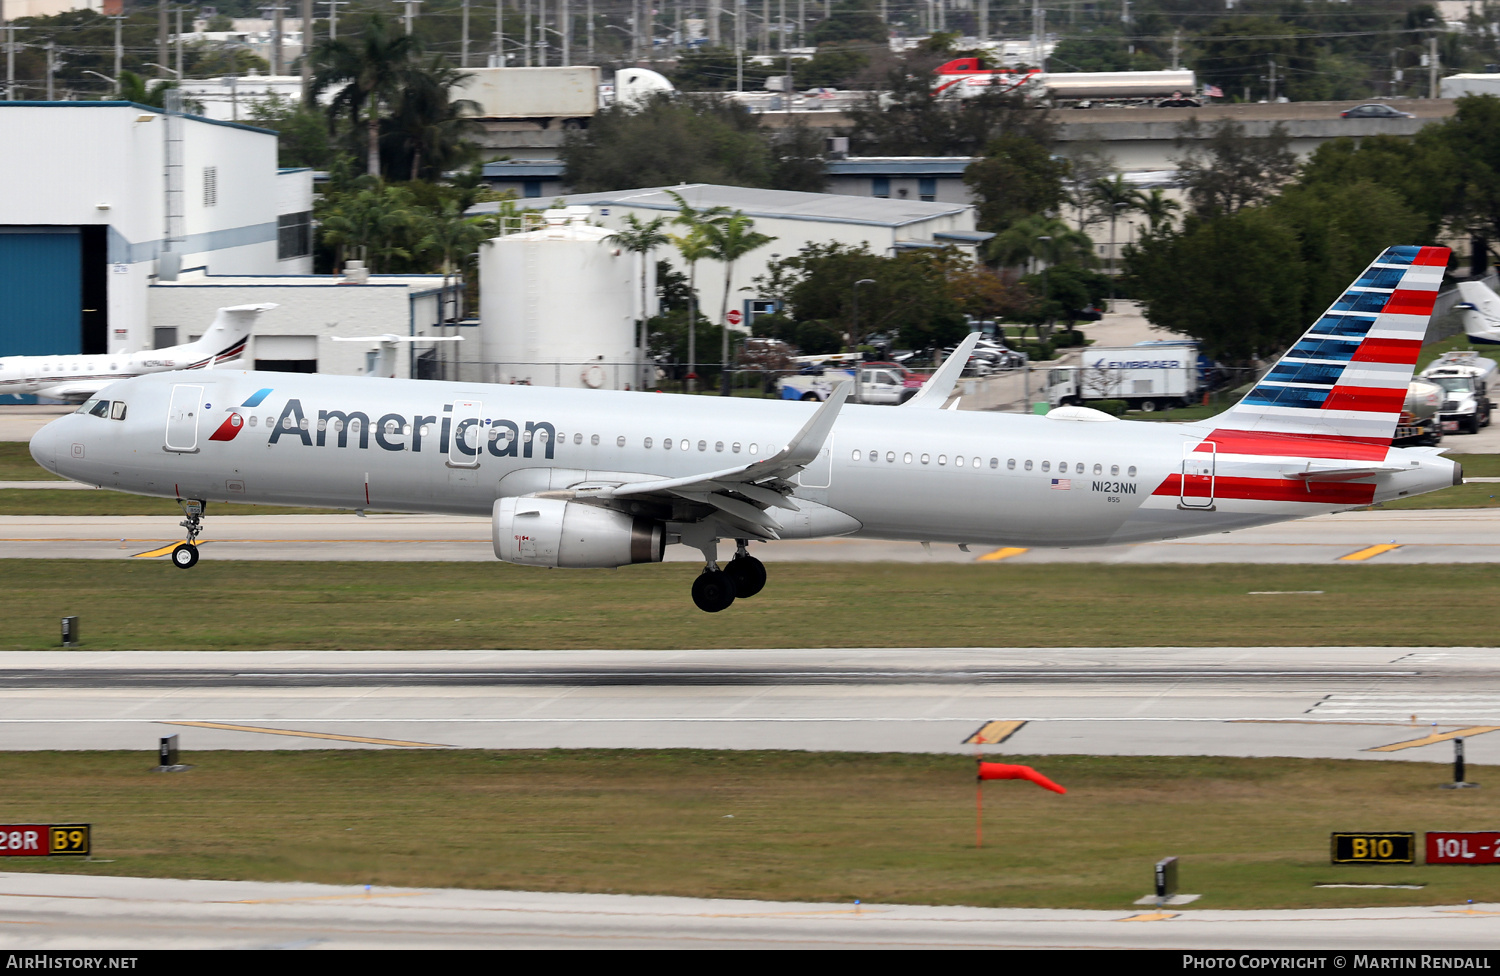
<box><xmin>1</xmin><ymin>647</ymin><xmax>1499</xmax><ymax>763</ymax></box>
<box><xmin>6</xmin><ymin>507</ymin><xmax>1500</xmax><ymax>563</ymax></box>
<box><xmin>0</xmin><ymin>872</ymin><xmax>1495</xmax><ymax>950</ymax></box>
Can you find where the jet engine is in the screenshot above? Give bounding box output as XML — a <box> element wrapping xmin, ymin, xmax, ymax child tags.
<box><xmin>492</xmin><ymin>497</ymin><xmax>665</xmax><ymax>568</ymax></box>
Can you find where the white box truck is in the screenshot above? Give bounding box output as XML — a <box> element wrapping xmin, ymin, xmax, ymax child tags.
<box><xmin>1046</xmin><ymin>342</ymin><xmax>1202</xmax><ymax>412</ymax></box>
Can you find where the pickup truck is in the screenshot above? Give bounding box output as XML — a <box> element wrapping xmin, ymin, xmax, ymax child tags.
<box><xmin>777</xmin><ymin>364</ymin><xmax>924</xmax><ymax>404</ymax></box>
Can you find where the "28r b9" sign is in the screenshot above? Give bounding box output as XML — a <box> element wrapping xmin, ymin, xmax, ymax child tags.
<box><xmin>0</xmin><ymin>824</ymin><xmax>91</xmax><ymax>857</ymax></box>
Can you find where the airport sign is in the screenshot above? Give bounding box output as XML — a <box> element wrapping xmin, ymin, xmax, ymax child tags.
<box><xmin>1427</xmin><ymin>831</ymin><xmax>1500</xmax><ymax>864</ymax></box>
<box><xmin>0</xmin><ymin>824</ymin><xmax>90</xmax><ymax>857</ymax></box>
<box><xmin>1330</xmin><ymin>832</ymin><xmax>1415</xmax><ymax>864</ymax></box>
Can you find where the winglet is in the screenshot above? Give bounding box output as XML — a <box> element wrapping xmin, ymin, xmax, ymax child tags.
<box><xmin>773</xmin><ymin>381</ymin><xmax>851</xmax><ymax>469</ymax></box>
<box><xmin>905</xmin><ymin>332</ymin><xmax>980</xmax><ymax>408</ymax></box>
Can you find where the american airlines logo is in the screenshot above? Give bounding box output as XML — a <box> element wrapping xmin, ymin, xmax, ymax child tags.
<box><xmin>261</xmin><ymin>397</ymin><xmax>558</xmax><ymax>460</ymax></box>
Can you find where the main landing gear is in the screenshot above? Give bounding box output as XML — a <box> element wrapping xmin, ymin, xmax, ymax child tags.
<box><xmin>689</xmin><ymin>539</ymin><xmax>767</xmax><ymax>612</ymax></box>
<box><xmin>172</xmin><ymin>499</ymin><xmax>205</xmax><ymax>570</ymax></box>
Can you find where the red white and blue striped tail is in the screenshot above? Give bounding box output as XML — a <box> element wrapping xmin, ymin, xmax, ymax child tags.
<box><xmin>1210</xmin><ymin>245</ymin><xmax>1448</xmax><ymax>458</ymax></box>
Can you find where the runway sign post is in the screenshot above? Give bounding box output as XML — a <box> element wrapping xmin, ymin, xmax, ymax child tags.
<box><xmin>1330</xmin><ymin>832</ymin><xmax>1415</xmax><ymax>864</ymax></box>
<box><xmin>1155</xmin><ymin>856</ymin><xmax>1179</xmax><ymax>901</ymax></box>
<box><xmin>0</xmin><ymin>825</ymin><xmax>90</xmax><ymax>857</ymax></box>
<box><xmin>60</xmin><ymin>616</ymin><xmax>78</xmax><ymax>647</ymax></box>
<box><xmin>1441</xmin><ymin>737</ymin><xmax>1480</xmax><ymax>789</ymax></box>
<box><xmin>153</xmin><ymin>735</ymin><xmax>190</xmax><ymax>772</ymax></box>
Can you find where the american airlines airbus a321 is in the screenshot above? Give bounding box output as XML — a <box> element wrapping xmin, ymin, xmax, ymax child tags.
<box><xmin>29</xmin><ymin>246</ymin><xmax>1463</xmax><ymax>611</ymax></box>
<box><xmin>0</xmin><ymin>303</ymin><xmax>274</xmax><ymax>402</ymax></box>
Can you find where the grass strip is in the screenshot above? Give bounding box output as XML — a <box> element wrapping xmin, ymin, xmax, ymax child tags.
<box><xmin>0</xmin><ymin>750</ymin><xmax>1492</xmax><ymax>911</ymax></box>
<box><xmin>3</xmin><ymin>560</ymin><xmax>1499</xmax><ymax>650</ymax></box>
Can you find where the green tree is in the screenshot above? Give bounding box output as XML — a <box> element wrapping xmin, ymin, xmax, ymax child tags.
<box><xmin>808</xmin><ymin>0</ymin><xmax>889</xmax><ymax>46</ymax></box>
<box><xmin>963</xmin><ymin>134</ymin><xmax>1070</xmax><ymax>234</ymax></box>
<box><xmin>384</xmin><ymin>56</ymin><xmax>482</xmax><ymax>181</ymax></box>
<box><xmin>611</xmin><ymin>214</ymin><xmax>672</xmax><ymax>381</ymax></box>
<box><xmin>847</xmin><ymin>66</ymin><xmax>1052</xmax><ymax>156</ymax></box>
<box><xmin>246</xmin><ymin>93</ymin><xmax>337</xmax><ymax>170</ymax></box>
<box><xmin>317</xmin><ymin>179</ymin><xmax>420</xmax><ymax>271</ymax></box>
<box><xmin>1137</xmin><ymin>189</ymin><xmax>1182</xmax><ymax>236</ymax></box>
<box><xmin>415</xmin><ymin>200</ymin><xmax>492</xmax><ymax>318</ymax></box>
<box><xmin>987</xmin><ymin>215</ymin><xmax>1094</xmax><ymax>270</ymax></box>
<box><xmin>562</xmin><ymin>96</ymin><xmax>774</xmax><ymax>192</ymax></box>
<box><xmin>1174</xmin><ymin>118</ymin><xmax>1297</xmax><ymax>218</ymax></box>
<box><xmin>312</xmin><ymin>14</ymin><xmax>419</xmax><ymax>177</ymax></box>
<box><xmin>701</xmin><ymin>212</ymin><xmax>777</xmax><ymax>393</ymax></box>
<box><xmin>1126</xmin><ymin>209</ymin><xmax>1305</xmax><ymax>363</ymax></box>
<box><xmin>114</xmin><ymin>70</ymin><xmax>177</xmax><ymax>109</ymax></box>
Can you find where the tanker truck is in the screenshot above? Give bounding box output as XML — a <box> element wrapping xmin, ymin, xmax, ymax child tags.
<box><xmin>1394</xmin><ymin>377</ymin><xmax>1445</xmax><ymax>446</ymax></box>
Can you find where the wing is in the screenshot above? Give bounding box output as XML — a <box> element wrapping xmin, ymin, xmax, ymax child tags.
<box><xmin>530</xmin><ymin>384</ymin><xmax>852</xmax><ymax>541</ymax></box>
<box><xmin>904</xmin><ymin>332</ymin><xmax>980</xmax><ymax>409</ymax></box>
<box><xmin>35</xmin><ymin>382</ymin><xmax>106</xmax><ymax>403</ymax></box>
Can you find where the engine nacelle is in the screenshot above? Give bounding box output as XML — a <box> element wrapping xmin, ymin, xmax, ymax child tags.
<box><xmin>493</xmin><ymin>497</ymin><xmax>664</xmax><ymax>568</ymax></box>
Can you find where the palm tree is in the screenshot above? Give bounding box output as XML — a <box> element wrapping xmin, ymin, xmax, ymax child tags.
<box><xmin>611</xmin><ymin>214</ymin><xmax>671</xmax><ymax>389</ymax></box>
<box><xmin>318</xmin><ymin>180</ymin><xmax>419</xmax><ymax>271</ymax></box>
<box><xmin>116</xmin><ymin>71</ymin><xmax>177</xmax><ymax>109</ymax></box>
<box><xmin>388</xmin><ymin>57</ymin><xmax>484</xmax><ymax>181</ymax></box>
<box><xmin>988</xmin><ymin>215</ymin><xmax>1094</xmax><ymax>271</ymax></box>
<box><xmin>665</xmin><ymin>190</ymin><xmax>732</xmax><ymax>391</ymax></box>
<box><xmin>312</xmin><ymin>14</ymin><xmax>418</xmax><ymax>178</ymax></box>
<box><xmin>1138</xmin><ymin>188</ymin><xmax>1182</xmax><ymax>236</ymax></box>
<box><xmin>1089</xmin><ymin>174</ymin><xmax>1147</xmax><ymax>285</ymax></box>
<box><xmin>701</xmin><ymin>212</ymin><xmax>776</xmax><ymax>395</ymax></box>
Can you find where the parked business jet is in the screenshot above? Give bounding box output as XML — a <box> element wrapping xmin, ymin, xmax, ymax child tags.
<box><xmin>1454</xmin><ymin>280</ymin><xmax>1500</xmax><ymax>345</ymax></box>
<box><xmin>0</xmin><ymin>303</ymin><xmax>274</xmax><ymax>402</ymax></box>
<box><xmin>29</xmin><ymin>247</ymin><xmax>1462</xmax><ymax>611</ymax></box>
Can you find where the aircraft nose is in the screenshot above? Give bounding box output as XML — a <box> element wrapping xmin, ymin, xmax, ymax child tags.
<box><xmin>28</xmin><ymin>419</ymin><xmax>64</xmax><ymax>476</ymax></box>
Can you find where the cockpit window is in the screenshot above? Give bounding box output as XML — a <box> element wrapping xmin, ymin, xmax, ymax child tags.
<box><xmin>86</xmin><ymin>400</ymin><xmax>110</xmax><ymax>418</ymax></box>
<box><xmin>75</xmin><ymin>399</ymin><xmax>99</xmax><ymax>415</ymax></box>
<box><xmin>110</xmin><ymin>401</ymin><xmax>127</xmax><ymax>421</ymax></box>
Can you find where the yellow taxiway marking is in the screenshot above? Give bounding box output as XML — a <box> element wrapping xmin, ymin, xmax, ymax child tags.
<box><xmin>1119</xmin><ymin>912</ymin><xmax>1178</xmax><ymax>922</ymax></box>
<box><xmin>963</xmin><ymin>720</ymin><xmax>1027</xmax><ymax>746</ymax></box>
<box><xmin>161</xmin><ymin>721</ymin><xmax>449</xmax><ymax>748</ymax></box>
<box><xmin>1339</xmin><ymin>543</ymin><xmax>1403</xmax><ymax>562</ymax></box>
<box><xmin>1441</xmin><ymin>909</ymin><xmax>1500</xmax><ymax>916</ymax></box>
<box><xmin>131</xmin><ymin>540</ymin><xmax>199</xmax><ymax>559</ymax></box>
<box><xmin>977</xmin><ymin>547</ymin><xmax>1028</xmax><ymax>562</ymax></box>
<box><xmin>1365</xmin><ymin>725</ymin><xmax>1500</xmax><ymax>753</ymax></box>
<box><xmin>225</xmin><ymin>892</ymin><xmax>423</xmax><ymax>905</ymax></box>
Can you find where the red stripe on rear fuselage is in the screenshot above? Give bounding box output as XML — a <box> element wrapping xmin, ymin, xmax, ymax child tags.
<box><xmin>1154</xmin><ymin>474</ymin><xmax>1376</xmax><ymax>506</ymax></box>
<box><xmin>1197</xmin><ymin>429</ymin><xmax>1391</xmax><ymax>461</ymax></box>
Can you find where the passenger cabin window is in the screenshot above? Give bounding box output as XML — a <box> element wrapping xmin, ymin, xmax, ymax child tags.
<box><xmin>1025</xmin><ymin>460</ymin><xmax>1033</xmax><ymax>471</ymax></box>
<box><xmin>644</xmin><ymin>437</ymin><xmax>653</xmax><ymax>449</ymax></box>
<box><xmin>1128</xmin><ymin>466</ymin><xmax>1137</xmax><ymax>477</ymax></box>
<box><xmin>1111</xmin><ymin>465</ymin><xmax>1119</xmax><ymax>476</ymax></box>
<box><xmin>1093</xmin><ymin>464</ymin><xmax>1102</xmax><ymax>475</ymax></box>
<box><xmin>1007</xmin><ymin>459</ymin><xmax>1016</xmax><ymax>470</ymax></box>
<box><xmin>1041</xmin><ymin>461</ymin><xmax>1050</xmax><ymax>472</ymax></box>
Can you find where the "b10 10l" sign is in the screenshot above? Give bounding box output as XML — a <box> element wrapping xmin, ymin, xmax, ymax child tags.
<box><xmin>1427</xmin><ymin>832</ymin><xmax>1500</xmax><ymax>864</ymax></box>
<box><xmin>0</xmin><ymin>824</ymin><xmax>91</xmax><ymax>857</ymax></box>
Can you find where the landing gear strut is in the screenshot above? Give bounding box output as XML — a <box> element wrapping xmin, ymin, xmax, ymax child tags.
<box><xmin>724</xmin><ymin>540</ymin><xmax>766</xmax><ymax>598</ymax></box>
<box><xmin>172</xmin><ymin>499</ymin><xmax>204</xmax><ymax>570</ymax></box>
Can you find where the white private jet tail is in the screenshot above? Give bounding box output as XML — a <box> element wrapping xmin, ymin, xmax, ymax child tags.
<box><xmin>183</xmin><ymin>303</ymin><xmax>278</xmax><ymax>369</ymax></box>
<box><xmin>1455</xmin><ymin>280</ymin><xmax>1500</xmax><ymax>346</ymax></box>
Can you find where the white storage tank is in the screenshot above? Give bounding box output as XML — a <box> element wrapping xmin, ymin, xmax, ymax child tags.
<box><xmin>480</xmin><ymin>207</ymin><xmax>646</xmax><ymax>390</ymax></box>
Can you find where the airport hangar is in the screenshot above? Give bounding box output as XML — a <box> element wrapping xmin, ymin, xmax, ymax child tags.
<box><xmin>0</xmin><ymin>101</ymin><xmax>457</xmax><ymax>394</ymax></box>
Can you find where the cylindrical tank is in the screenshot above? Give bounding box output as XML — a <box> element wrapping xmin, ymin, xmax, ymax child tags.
<box><xmin>1405</xmin><ymin>378</ymin><xmax>1443</xmax><ymax>421</ymax></box>
<box><xmin>1045</xmin><ymin>70</ymin><xmax>1197</xmax><ymax>99</ymax></box>
<box><xmin>480</xmin><ymin>207</ymin><xmax>645</xmax><ymax>390</ymax></box>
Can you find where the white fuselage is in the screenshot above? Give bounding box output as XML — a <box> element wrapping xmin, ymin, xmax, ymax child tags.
<box><xmin>29</xmin><ymin>370</ymin><xmax>1460</xmax><ymax>550</ymax></box>
<box><xmin>0</xmin><ymin>348</ymin><xmax>228</xmax><ymax>400</ymax></box>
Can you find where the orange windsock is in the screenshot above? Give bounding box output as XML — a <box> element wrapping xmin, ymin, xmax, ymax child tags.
<box><xmin>976</xmin><ymin>761</ymin><xmax>1067</xmax><ymax>794</ymax></box>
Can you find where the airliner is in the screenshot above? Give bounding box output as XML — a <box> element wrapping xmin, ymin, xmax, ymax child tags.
<box><xmin>0</xmin><ymin>303</ymin><xmax>274</xmax><ymax>402</ymax></box>
<box><xmin>1455</xmin><ymin>280</ymin><xmax>1500</xmax><ymax>345</ymax></box>
<box><xmin>28</xmin><ymin>247</ymin><xmax>1461</xmax><ymax>611</ymax></box>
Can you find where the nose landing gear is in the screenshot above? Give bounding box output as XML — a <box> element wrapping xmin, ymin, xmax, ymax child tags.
<box><xmin>172</xmin><ymin>499</ymin><xmax>205</xmax><ymax>570</ymax></box>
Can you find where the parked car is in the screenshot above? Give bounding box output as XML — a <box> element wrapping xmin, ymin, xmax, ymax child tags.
<box><xmin>1341</xmin><ymin>103</ymin><xmax>1414</xmax><ymax>119</ymax></box>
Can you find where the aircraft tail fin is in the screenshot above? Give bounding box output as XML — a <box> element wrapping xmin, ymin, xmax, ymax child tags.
<box><xmin>186</xmin><ymin>303</ymin><xmax>277</xmax><ymax>367</ymax></box>
<box><xmin>1208</xmin><ymin>245</ymin><xmax>1447</xmax><ymax>457</ymax></box>
<box><xmin>1456</xmin><ymin>280</ymin><xmax>1500</xmax><ymax>346</ymax></box>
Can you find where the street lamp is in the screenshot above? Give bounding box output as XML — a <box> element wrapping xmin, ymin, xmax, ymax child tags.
<box><xmin>82</xmin><ymin>69</ymin><xmax>117</xmax><ymax>91</ymax></box>
<box><xmin>143</xmin><ymin>62</ymin><xmax>180</xmax><ymax>77</ymax></box>
<box><xmin>1035</xmin><ymin>236</ymin><xmax>1052</xmax><ymax>340</ymax></box>
<box><xmin>851</xmin><ymin>278</ymin><xmax>875</xmax><ymax>403</ymax></box>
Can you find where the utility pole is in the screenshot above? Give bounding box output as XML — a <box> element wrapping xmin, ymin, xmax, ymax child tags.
<box><xmin>175</xmin><ymin>7</ymin><xmax>183</xmax><ymax>81</ymax></box>
<box><xmin>588</xmin><ymin>0</ymin><xmax>595</xmax><ymax>61</ymax></box>
<box><xmin>496</xmin><ymin>0</ymin><xmax>506</xmax><ymax>65</ymax></box>
<box><xmin>301</xmin><ymin>0</ymin><xmax>313</xmax><ymax>102</ymax></box>
<box><xmin>7</xmin><ymin>27</ymin><xmax>27</xmax><ymax>102</ymax></box>
<box><xmin>1429</xmin><ymin>34</ymin><xmax>1439</xmax><ymax>100</ymax></box>
<box><xmin>797</xmin><ymin>0</ymin><xmax>803</xmax><ymax>48</ymax></box>
<box><xmin>1266</xmin><ymin>56</ymin><xmax>1276</xmax><ymax>101</ymax></box>
<box><xmin>272</xmin><ymin>3</ymin><xmax>284</xmax><ymax>75</ymax></box>
<box><xmin>536</xmin><ymin>0</ymin><xmax>546</xmax><ymax>65</ymax></box>
<box><xmin>111</xmin><ymin>14</ymin><xmax>124</xmax><ymax>87</ymax></box>
<box><xmin>561</xmin><ymin>0</ymin><xmax>569</xmax><ymax>65</ymax></box>
<box><xmin>46</xmin><ymin>39</ymin><xmax>54</xmax><ymax>99</ymax></box>
<box><xmin>524</xmin><ymin>0</ymin><xmax>531</xmax><ymax>64</ymax></box>
<box><xmin>761</xmin><ymin>0</ymin><xmax>768</xmax><ymax>54</ymax></box>
<box><xmin>1171</xmin><ymin>29</ymin><xmax>1180</xmax><ymax>70</ymax></box>
<box><xmin>709</xmin><ymin>0</ymin><xmax>720</xmax><ymax>44</ymax></box>
<box><xmin>321</xmin><ymin>0</ymin><xmax>347</xmax><ymax>41</ymax></box>
<box><xmin>401</xmin><ymin>0</ymin><xmax>422</xmax><ymax>35</ymax></box>
<box><xmin>735</xmin><ymin>0</ymin><xmax>743</xmax><ymax>91</ymax></box>
<box><xmin>461</xmin><ymin>0</ymin><xmax>470</xmax><ymax>65</ymax></box>
<box><xmin>1031</xmin><ymin>0</ymin><xmax>1044</xmax><ymax>69</ymax></box>
<box><xmin>158</xmin><ymin>0</ymin><xmax>168</xmax><ymax>78</ymax></box>
<box><xmin>977</xmin><ymin>0</ymin><xmax>987</xmax><ymax>45</ymax></box>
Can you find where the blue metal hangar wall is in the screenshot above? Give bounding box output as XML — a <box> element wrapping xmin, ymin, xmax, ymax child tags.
<box><xmin>0</xmin><ymin>101</ymin><xmax>312</xmax><ymax>401</ymax></box>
